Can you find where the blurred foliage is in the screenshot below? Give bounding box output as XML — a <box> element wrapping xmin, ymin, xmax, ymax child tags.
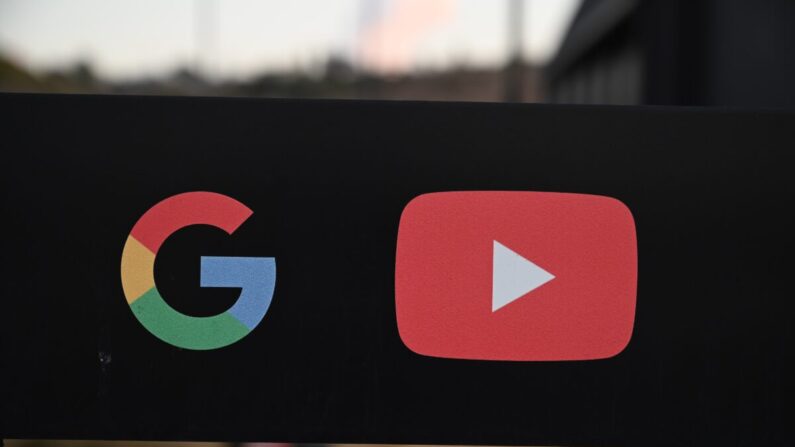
<box><xmin>0</xmin><ymin>54</ymin><xmax>541</xmax><ymax>103</ymax></box>
<box><xmin>5</xmin><ymin>441</ymin><xmax>229</xmax><ymax>447</ymax></box>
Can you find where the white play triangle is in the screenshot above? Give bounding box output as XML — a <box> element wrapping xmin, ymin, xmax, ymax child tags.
<box><xmin>492</xmin><ymin>240</ymin><xmax>555</xmax><ymax>312</ymax></box>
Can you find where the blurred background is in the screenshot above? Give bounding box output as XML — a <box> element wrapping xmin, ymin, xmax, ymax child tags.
<box><xmin>2</xmin><ymin>0</ymin><xmax>794</xmax><ymax>107</ymax></box>
<box><xmin>6</xmin><ymin>442</ymin><xmax>497</xmax><ymax>447</ymax></box>
<box><xmin>0</xmin><ymin>0</ymin><xmax>577</xmax><ymax>103</ymax></box>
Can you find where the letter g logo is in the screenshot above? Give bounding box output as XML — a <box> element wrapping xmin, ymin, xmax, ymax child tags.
<box><xmin>120</xmin><ymin>192</ymin><xmax>276</xmax><ymax>350</ymax></box>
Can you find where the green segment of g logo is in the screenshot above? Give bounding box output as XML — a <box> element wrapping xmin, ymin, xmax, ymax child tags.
<box><xmin>120</xmin><ymin>191</ymin><xmax>276</xmax><ymax>350</ymax></box>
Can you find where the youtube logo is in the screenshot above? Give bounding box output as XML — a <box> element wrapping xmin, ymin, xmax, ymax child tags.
<box><xmin>395</xmin><ymin>191</ymin><xmax>637</xmax><ymax>361</ymax></box>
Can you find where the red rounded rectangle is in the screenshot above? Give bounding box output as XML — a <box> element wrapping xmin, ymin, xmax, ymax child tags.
<box><xmin>395</xmin><ymin>191</ymin><xmax>637</xmax><ymax>361</ymax></box>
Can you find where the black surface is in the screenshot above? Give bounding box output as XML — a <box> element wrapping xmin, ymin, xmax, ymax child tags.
<box><xmin>1</xmin><ymin>93</ymin><xmax>794</xmax><ymax>445</ymax></box>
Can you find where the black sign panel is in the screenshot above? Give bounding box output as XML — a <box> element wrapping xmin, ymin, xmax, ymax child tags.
<box><xmin>1</xmin><ymin>93</ymin><xmax>794</xmax><ymax>445</ymax></box>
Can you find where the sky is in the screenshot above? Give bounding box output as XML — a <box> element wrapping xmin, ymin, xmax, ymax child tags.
<box><xmin>0</xmin><ymin>0</ymin><xmax>580</xmax><ymax>80</ymax></box>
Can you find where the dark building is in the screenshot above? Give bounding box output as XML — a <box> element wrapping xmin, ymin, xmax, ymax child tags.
<box><xmin>545</xmin><ymin>0</ymin><xmax>795</xmax><ymax>107</ymax></box>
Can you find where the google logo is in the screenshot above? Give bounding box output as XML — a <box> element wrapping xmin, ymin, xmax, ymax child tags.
<box><xmin>120</xmin><ymin>192</ymin><xmax>276</xmax><ymax>350</ymax></box>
